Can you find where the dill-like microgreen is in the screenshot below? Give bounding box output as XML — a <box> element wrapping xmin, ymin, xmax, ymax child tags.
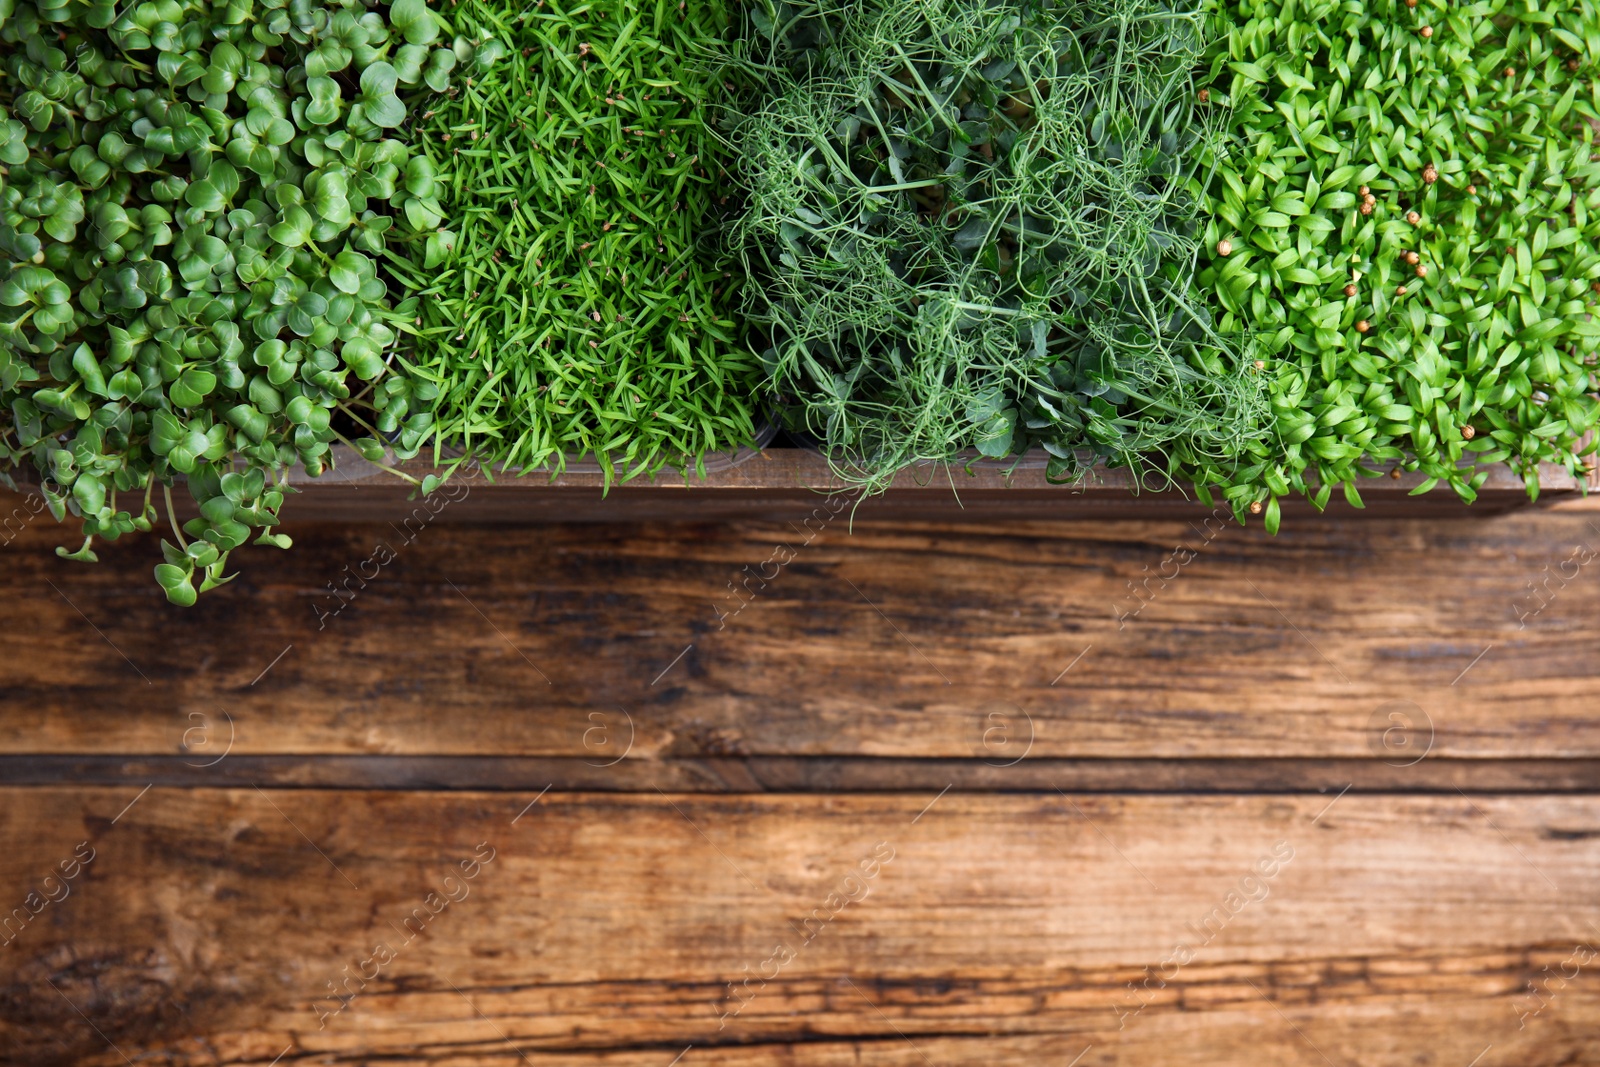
<box><xmin>731</xmin><ymin>0</ymin><xmax>1270</xmax><ymax>493</ymax></box>
<box><xmin>1195</xmin><ymin>0</ymin><xmax>1600</xmax><ymax>525</ymax></box>
<box><xmin>388</xmin><ymin>0</ymin><xmax>760</xmax><ymax>481</ymax></box>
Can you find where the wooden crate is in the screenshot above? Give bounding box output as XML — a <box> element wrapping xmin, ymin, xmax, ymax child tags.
<box><xmin>266</xmin><ymin>445</ymin><xmax>1594</xmax><ymax>522</ymax></box>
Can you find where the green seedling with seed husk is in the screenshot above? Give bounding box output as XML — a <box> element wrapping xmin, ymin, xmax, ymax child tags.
<box><xmin>1195</xmin><ymin>0</ymin><xmax>1600</xmax><ymax>529</ymax></box>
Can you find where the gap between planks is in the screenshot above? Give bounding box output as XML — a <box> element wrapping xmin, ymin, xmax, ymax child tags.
<box><xmin>4</xmin><ymin>755</ymin><xmax>1599</xmax><ymax>793</ymax></box>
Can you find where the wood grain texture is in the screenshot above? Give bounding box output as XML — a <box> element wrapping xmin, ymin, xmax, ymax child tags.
<box><xmin>4</xmin><ymin>788</ymin><xmax>1600</xmax><ymax>1065</ymax></box>
<box><xmin>5</xmin><ymin>503</ymin><xmax>1600</xmax><ymax>1066</ymax></box>
<box><xmin>2</xmin><ymin>509</ymin><xmax>1599</xmax><ymax>761</ymax></box>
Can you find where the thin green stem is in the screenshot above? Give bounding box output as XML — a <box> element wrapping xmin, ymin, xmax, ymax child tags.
<box><xmin>162</xmin><ymin>483</ymin><xmax>187</xmax><ymax>550</ymax></box>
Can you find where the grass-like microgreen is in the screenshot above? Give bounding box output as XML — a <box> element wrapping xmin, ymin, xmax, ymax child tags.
<box><xmin>387</xmin><ymin>0</ymin><xmax>760</xmax><ymax>482</ymax></box>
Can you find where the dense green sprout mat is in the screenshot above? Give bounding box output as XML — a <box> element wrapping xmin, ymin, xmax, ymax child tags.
<box><xmin>1</xmin><ymin>0</ymin><xmax>1596</xmax><ymax>600</ymax></box>
<box><xmin>1192</xmin><ymin>0</ymin><xmax>1600</xmax><ymax>525</ymax></box>
<box><xmin>0</xmin><ymin>0</ymin><xmax>466</xmax><ymax>602</ymax></box>
<box><xmin>732</xmin><ymin>0</ymin><xmax>1269</xmax><ymax>491</ymax></box>
<box><xmin>388</xmin><ymin>0</ymin><xmax>760</xmax><ymax>480</ymax></box>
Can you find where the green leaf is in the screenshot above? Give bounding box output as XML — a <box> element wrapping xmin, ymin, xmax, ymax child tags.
<box><xmin>472</xmin><ymin>38</ymin><xmax>507</xmax><ymax>69</ymax></box>
<box><xmin>265</xmin><ymin>117</ymin><xmax>296</xmax><ymax>145</ymax></box>
<box><xmin>393</xmin><ymin>43</ymin><xmax>429</xmax><ymax>84</ymax></box>
<box><xmin>404</xmin><ymin>156</ymin><xmax>436</xmax><ymax>198</ymax></box>
<box><xmin>353</xmin><ymin>437</ymin><xmax>387</xmax><ymax>461</ymax></box>
<box><xmin>423</xmin><ymin>48</ymin><xmax>455</xmax><ymax>92</ymax></box>
<box><xmin>343</xmin><ymin>336</ymin><xmax>385</xmax><ymax>379</ymax></box>
<box><xmin>71</xmin><ymin>344</ymin><xmax>108</xmax><ymax>396</ymax></box>
<box><xmin>311</xmin><ymin>172</ymin><xmax>353</xmax><ymax>226</ymax></box>
<box><xmin>305</xmin><ymin>76</ymin><xmax>342</xmax><ymax>125</ymax></box>
<box><xmin>150</xmin><ymin>410</ymin><xmax>184</xmax><ymax>454</ymax></box>
<box><xmin>186</xmin><ymin>180</ymin><xmax>225</xmax><ymax>212</ymax></box>
<box><xmin>199</xmin><ymin>497</ymin><xmax>236</xmax><ymax>525</ymax></box>
<box><xmin>423</xmin><ymin>228</ymin><xmax>456</xmax><ymax>268</ymax></box>
<box><xmin>154</xmin><ymin>562</ymin><xmax>198</xmax><ymax>607</ymax></box>
<box><xmin>107</xmin><ymin>368</ymin><xmax>144</xmax><ymax>400</ymax></box>
<box><xmin>268</xmin><ymin>207</ymin><xmax>313</xmax><ymax>246</ymax></box>
<box><xmin>72</xmin><ymin>473</ymin><xmax>106</xmax><ymax>514</ymax></box>
<box><xmin>225</xmin><ymin>403</ymin><xmax>270</xmax><ymax>442</ymax></box>
<box><xmin>390</xmin><ymin>0</ymin><xmax>439</xmax><ymax>45</ymax></box>
<box><xmin>170</xmin><ymin>368</ymin><xmax>217</xmax><ymax>407</ymax></box>
<box><xmin>156</xmin><ymin>52</ymin><xmax>206</xmax><ymax>86</ymax></box>
<box><xmin>404</xmin><ymin>196</ymin><xmax>443</xmax><ymax>230</ymax></box>
<box><xmin>330</xmin><ymin>250</ymin><xmax>370</xmax><ymax>294</ymax></box>
<box><xmin>360</xmin><ymin>62</ymin><xmax>405</xmax><ymax>128</ymax></box>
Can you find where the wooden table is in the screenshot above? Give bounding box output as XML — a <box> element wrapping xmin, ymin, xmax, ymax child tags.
<box><xmin>2</xmin><ymin>478</ymin><xmax>1599</xmax><ymax>1065</ymax></box>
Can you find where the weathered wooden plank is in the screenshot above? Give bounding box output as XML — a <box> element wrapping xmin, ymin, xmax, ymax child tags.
<box><xmin>3</xmin><ymin>789</ymin><xmax>1599</xmax><ymax>1065</ymax></box>
<box><xmin>3</xmin><ymin>510</ymin><xmax>1600</xmax><ymax>760</ymax></box>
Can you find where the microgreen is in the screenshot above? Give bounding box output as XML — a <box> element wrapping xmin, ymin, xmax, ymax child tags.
<box><xmin>731</xmin><ymin>0</ymin><xmax>1269</xmax><ymax>492</ymax></box>
<box><xmin>1194</xmin><ymin>0</ymin><xmax>1600</xmax><ymax>527</ymax></box>
<box><xmin>0</xmin><ymin>0</ymin><xmax>466</xmax><ymax>603</ymax></box>
<box><xmin>388</xmin><ymin>0</ymin><xmax>760</xmax><ymax>482</ymax></box>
